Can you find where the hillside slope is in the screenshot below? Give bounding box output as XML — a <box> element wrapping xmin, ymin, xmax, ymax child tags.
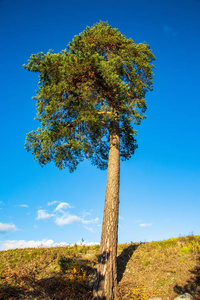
<box><xmin>0</xmin><ymin>236</ymin><xmax>199</xmax><ymax>299</ymax></box>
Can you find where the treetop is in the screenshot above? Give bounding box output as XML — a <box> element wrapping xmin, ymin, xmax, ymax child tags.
<box><xmin>24</xmin><ymin>21</ymin><xmax>155</xmax><ymax>172</ymax></box>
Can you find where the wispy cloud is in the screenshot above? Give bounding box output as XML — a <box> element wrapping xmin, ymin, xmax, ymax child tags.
<box><xmin>18</xmin><ymin>204</ymin><xmax>29</xmax><ymax>208</ymax></box>
<box><xmin>55</xmin><ymin>213</ymin><xmax>81</xmax><ymax>226</ymax></box>
<box><xmin>54</xmin><ymin>212</ymin><xmax>99</xmax><ymax>227</ymax></box>
<box><xmin>0</xmin><ymin>222</ymin><xmax>17</xmax><ymax>233</ymax></box>
<box><xmin>83</xmin><ymin>226</ymin><xmax>94</xmax><ymax>232</ymax></box>
<box><xmin>55</xmin><ymin>202</ymin><xmax>72</xmax><ymax>212</ymax></box>
<box><xmin>36</xmin><ymin>210</ymin><xmax>54</xmax><ymax>220</ymax></box>
<box><xmin>82</xmin><ymin>217</ymin><xmax>99</xmax><ymax>224</ymax></box>
<box><xmin>47</xmin><ymin>201</ymin><xmax>59</xmax><ymax>206</ymax></box>
<box><xmin>80</xmin><ymin>211</ymin><xmax>92</xmax><ymax>218</ymax></box>
<box><xmin>139</xmin><ymin>223</ymin><xmax>152</xmax><ymax>227</ymax></box>
<box><xmin>135</xmin><ymin>220</ymin><xmax>142</xmax><ymax>223</ymax></box>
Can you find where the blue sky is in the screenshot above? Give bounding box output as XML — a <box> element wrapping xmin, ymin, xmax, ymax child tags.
<box><xmin>0</xmin><ymin>0</ymin><xmax>200</xmax><ymax>250</ymax></box>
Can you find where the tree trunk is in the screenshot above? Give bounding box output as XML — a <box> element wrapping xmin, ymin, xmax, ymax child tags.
<box><xmin>93</xmin><ymin>119</ymin><xmax>120</xmax><ymax>300</ymax></box>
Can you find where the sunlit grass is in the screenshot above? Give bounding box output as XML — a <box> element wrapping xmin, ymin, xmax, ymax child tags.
<box><xmin>0</xmin><ymin>236</ymin><xmax>199</xmax><ymax>299</ymax></box>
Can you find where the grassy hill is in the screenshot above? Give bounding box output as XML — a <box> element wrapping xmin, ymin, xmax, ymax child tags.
<box><xmin>0</xmin><ymin>235</ymin><xmax>199</xmax><ymax>299</ymax></box>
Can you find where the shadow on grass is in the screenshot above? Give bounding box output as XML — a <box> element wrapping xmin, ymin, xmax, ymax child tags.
<box><xmin>0</xmin><ymin>284</ymin><xmax>24</xmax><ymax>299</ymax></box>
<box><xmin>0</xmin><ymin>246</ymin><xmax>140</xmax><ymax>299</ymax></box>
<box><xmin>0</xmin><ymin>276</ymin><xmax>93</xmax><ymax>300</ymax></box>
<box><xmin>117</xmin><ymin>243</ymin><xmax>140</xmax><ymax>283</ymax></box>
<box><xmin>0</xmin><ymin>257</ymin><xmax>95</xmax><ymax>300</ymax></box>
<box><xmin>174</xmin><ymin>256</ymin><xmax>200</xmax><ymax>298</ymax></box>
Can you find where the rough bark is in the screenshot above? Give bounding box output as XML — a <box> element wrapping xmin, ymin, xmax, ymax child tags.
<box><xmin>93</xmin><ymin>119</ymin><xmax>120</xmax><ymax>300</ymax></box>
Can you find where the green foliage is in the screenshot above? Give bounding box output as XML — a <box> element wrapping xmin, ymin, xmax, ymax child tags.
<box><xmin>181</xmin><ymin>246</ymin><xmax>191</xmax><ymax>254</ymax></box>
<box><xmin>91</xmin><ymin>244</ymin><xmax>100</xmax><ymax>251</ymax></box>
<box><xmin>24</xmin><ymin>21</ymin><xmax>155</xmax><ymax>172</ymax></box>
<box><xmin>58</xmin><ymin>256</ymin><xmax>74</xmax><ymax>273</ymax></box>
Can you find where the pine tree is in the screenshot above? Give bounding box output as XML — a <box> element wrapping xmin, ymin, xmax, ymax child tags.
<box><xmin>24</xmin><ymin>21</ymin><xmax>155</xmax><ymax>299</ymax></box>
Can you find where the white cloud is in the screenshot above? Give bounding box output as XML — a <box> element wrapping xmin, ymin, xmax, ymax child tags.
<box><xmin>139</xmin><ymin>223</ymin><xmax>152</xmax><ymax>227</ymax></box>
<box><xmin>18</xmin><ymin>204</ymin><xmax>29</xmax><ymax>208</ymax></box>
<box><xmin>83</xmin><ymin>226</ymin><xmax>94</xmax><ymax>232</ymax></box>
<box><xmin>36</xmin><ymin>206</ymin><xmax>99</xmax><ymax>229</ymax></box>
<box><xmin>55</xmin><ymin>211</ymin><xmax>99</xmax><ymax>227</ymax></box>
<box><xmin>82</xmin><ymin>217</ymin><xmax>99</xmax><ymax>224</ymax></box>
<box><xmin>55</xmin><ymin>202</ymin><xmax>72</xmax><ymax>212</ymax></box>
<box><xmin>0</xmin><ymin>239</ymin><xmax>99</xmax><ymax>251</ymax></box>
<box><xmin>76</xmin><ymin>241</ymin><xmax>99</xmax><ymax>246</ymax></box>
<box><xmin>47</xmin><ymin>201</ymin><xmax>59</xmax><ymax>206</ymax></box>
<box><xmin>80</xmin><ymin>211</ymin><xmax>92</xmax><ymax>218</ymax></box>
<box><xmin>36</xmin><ymin>210</ymin><xmax>54</xmax><ymax>220</ymax></box>
<box><xmin>0</xmin><ymin>239</ymin><xmax>70</xmax><ymax>251</ymax></box>
<box><xmin>55</xmin><ymin>213</ymin><xmax>81</xmax><ymax>226</ymax></box>
<box><xmin>0</xmin><ymin>222</ymin><xmax>17</xmax><ymax>233</ymax></box>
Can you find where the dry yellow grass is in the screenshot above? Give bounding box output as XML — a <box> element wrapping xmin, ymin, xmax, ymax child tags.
<box><xmin>0</xmin><ymin>236</ymin><xmax>199</xmax><ymax>299</ymax></box>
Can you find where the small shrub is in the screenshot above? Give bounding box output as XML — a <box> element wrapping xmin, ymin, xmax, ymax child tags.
<box><xmin>181</xmin><ymin>246</ymin><xmax>192</xmax><ymax>254</ymax></box>
<box><xmin>58</xmin><ymin>257</ymin><xmax>73</xmax><ymax>273</ymax></box>
<box><xmin>73</xmin><ymin>243</ymin><xmax>78</xmax><ymax>251</ymax></box>
<box><xmin>129</xmin><ymin>285</ymin><xmax>153</xmax><ymax>300</ymax></box>
<box><xmin>92</xmin><ymin>244</ymin><xmax>100</xmax><ymax>251</ymax></box>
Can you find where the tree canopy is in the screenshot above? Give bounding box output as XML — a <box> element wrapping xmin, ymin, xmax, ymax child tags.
<box><xmin>24</xmin><ymin>22</ymin><xmax>155</xmax><ymax>172</ymax></box>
